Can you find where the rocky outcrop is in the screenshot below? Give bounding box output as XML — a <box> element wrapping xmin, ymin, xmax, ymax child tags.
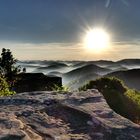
<box><xmin>13</xmin><ymin>73</ymin><xmax>62</xmax><ymax>93</ymax></box>
<box><xmin>0</xmin><ymin>89</ymin><xmax>140</xmax><ymax>140</ymax></box>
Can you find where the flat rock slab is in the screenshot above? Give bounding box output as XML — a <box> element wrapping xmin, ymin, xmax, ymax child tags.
<box><xmin>0</xmin><ymin>89</ymin><xmax>140</xmax><ymax>140</ymax></box>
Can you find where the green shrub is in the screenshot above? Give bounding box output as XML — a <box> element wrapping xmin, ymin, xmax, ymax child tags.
<box><xmin>79</xmin><ymin>77</ymin><xmax>127</xmax><ymax>92</ymax></box>
<box><xmin>79</xmin><ymin>77</ymin><xmax>140</xmax><ymax>123</ymax></box>
<box><xmin>80</xmin><ymin>77</ymin><xmax>127</xmax><ymax>114</ymax></box>
<box><xmin>52</xmin><ymin>84</ymin><xmax>69</xmax><ymax>92</ymax></box>
<box><xmin>0</xmin><ymin>77</ymin><xmax>15</xmax><ymax>96</ymax></box>
<box><xmin>125</xmin><ymin>89</ymin><xmax>140</xmax><ymax>107</ymax></box>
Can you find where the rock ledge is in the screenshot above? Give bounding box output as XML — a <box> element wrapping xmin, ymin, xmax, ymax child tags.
<box><xmin>0</xmin><ymin>89</ymin><xmax>140</xmax><ymax>140</ymax></box>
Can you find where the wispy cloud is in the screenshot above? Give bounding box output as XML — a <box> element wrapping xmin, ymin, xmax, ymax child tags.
<box><xmin>0</xmin><ymin>40</ymin><xmax>139</xmax><ymax>61</ymax></box>
<box><xmin>0</xmin><ymin>42</ymin><xmax>83</xmax><ymax>60</ymax></box>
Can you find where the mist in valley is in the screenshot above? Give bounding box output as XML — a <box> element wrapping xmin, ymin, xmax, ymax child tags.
<box><xmin>18</xmin><ymin>59</ymin><xmax>140</xmax><ymax>91</ymax></box>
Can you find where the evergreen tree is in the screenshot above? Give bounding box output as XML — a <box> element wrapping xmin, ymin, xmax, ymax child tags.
<box><xmin>0</xmin><ymin>48</ymin><xmax>21</xmax><ymax>84</ymax></box>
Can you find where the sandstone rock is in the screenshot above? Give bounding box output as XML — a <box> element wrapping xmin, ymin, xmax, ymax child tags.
<box><xmin>0</xmin><ymin>90</ymin><xmax>140</xmax><ymax>140</ymax></box>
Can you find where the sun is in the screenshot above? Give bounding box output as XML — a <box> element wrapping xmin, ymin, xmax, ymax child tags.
<box><xmin>84</xmin><ymin>28</ymin><xmax>110</xmax><ymax>53</ymax></box>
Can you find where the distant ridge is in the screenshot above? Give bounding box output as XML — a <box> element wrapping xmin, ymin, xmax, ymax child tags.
<box><xmin>64</xmin><ymin>64</ymin><xmax>111</xmax><ymax>77</ymax></box>
<box><xmin>63</xmin><ymin>64</ymin><xmax>110</xmax><ymax>89</ymax></box>
<box><xmin>93</xmin><ymin>60</ymin><xmax>115</xmax><ymax>66</ymax></box>
<box><xmin>37</xmin><ymin>63</ymin><xmax>67</xmax><ymax>70</ymax></box>
<box><xmin>116</xmin><ymin>59</ymin><xmax>140</xmax><ymax>65</ymax></box>
<box><xmin>106</xmin><ymin>69</ymin><xmax>140</xmax><ymax>91</ymax></box>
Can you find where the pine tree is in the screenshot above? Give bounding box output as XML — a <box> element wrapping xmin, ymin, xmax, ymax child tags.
<box><xmin>0</xmin><ymin>48</ymin><xmax>21</xmax><ymax>84</ymax></box>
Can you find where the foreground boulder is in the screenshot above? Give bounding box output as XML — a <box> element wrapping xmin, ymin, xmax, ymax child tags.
<box><xmin>13</xmin><ymin>73</ymin><xmax>62</xmax><ymax>93</ymax></box>
<box><xmin>0</xmin><ymin>90</ymin><xmax>140</xmax><ymax>140</ymax></box>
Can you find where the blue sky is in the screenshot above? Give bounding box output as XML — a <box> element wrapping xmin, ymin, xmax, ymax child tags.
<box><xmin>0</xmin><ymin>0</ymin><xmax>140</xmax><ymax>60</ymax></box>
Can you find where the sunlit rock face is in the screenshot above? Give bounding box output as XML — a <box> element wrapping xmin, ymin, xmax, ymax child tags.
<box><xmin>0</xmin><ymin>90</ymin><xmax>140</xmax><ymax>140</ymax></box>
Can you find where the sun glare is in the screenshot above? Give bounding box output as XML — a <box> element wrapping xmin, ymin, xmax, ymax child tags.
<box><xmin>84</xmin><ymin>28</ymin><xmax>110</xmax><ymax>53</ymax></box>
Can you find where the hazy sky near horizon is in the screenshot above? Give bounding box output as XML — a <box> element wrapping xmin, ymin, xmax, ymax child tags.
<box><xmin>0</xmin><ymin>0</ymin><xmax>140</xmax><ymax>60</ymax></box>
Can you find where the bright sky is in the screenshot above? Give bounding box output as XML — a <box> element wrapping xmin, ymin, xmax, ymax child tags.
<box><xmin>0</xmin><ymin>0</ymin><xmax>140</xmax><ymax>60</ymax></box>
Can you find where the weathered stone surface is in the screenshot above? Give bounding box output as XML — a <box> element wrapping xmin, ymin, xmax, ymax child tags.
<box><xmin>0</xmin><ymin>90</ymin><xmax>140</xmax><ymax>140</ymax></box>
